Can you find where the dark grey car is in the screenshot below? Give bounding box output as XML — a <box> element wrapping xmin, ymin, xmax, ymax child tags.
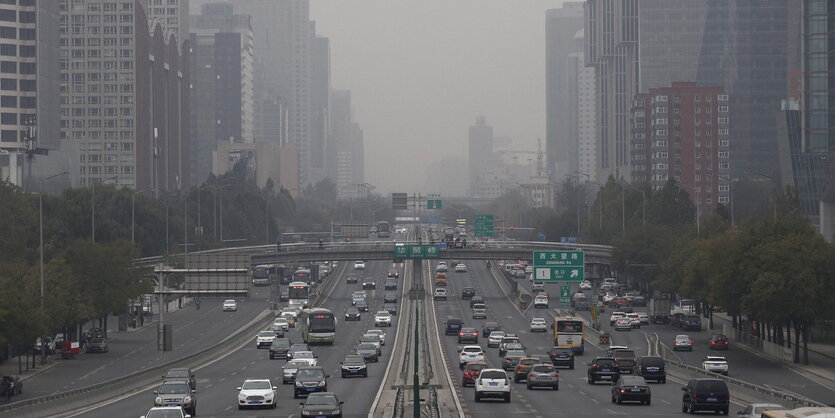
<box><xmin>163</xmin><ymin>368</ymin><xmax>196</xmax><ymax>390</ymax></box>
<box><xmin>340</xmin><ymin>354</ymin><xmax>367</xmax><ymax>378</ymax></box>
<box><xmin>153</xmin><ymin>380</ymin><xmax>196</xmax><ymax>415</ymax></box>
<box><xmin>356</xmin><ymin>343</ymin><xmax>378</xmax><ymax>362</ymax></box>
<box><xmin>501</xmin><ymin>350</ymin><xmax>527</xmax><ymax>371</ymax></box>
<box><xmin>293</xmin><ymin>366</ymin><xmax>329</xmax><ymax>398</ymax></box>
<box><xmin>269</xmin><ymin>338</ymin><xmax>292</xmax><ymax>360</ymax></box>
<box><xmin>300</xmin><ymin>392</ymin><xmax>344</xmax><ymax>418</ymax></box>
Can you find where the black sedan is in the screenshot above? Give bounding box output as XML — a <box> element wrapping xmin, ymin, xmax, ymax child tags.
<box><xmin>549</xmin><ymin>347</ymin><xmax>575</xmax><ymax>369</ymax></box>
<box><xmin>384</xmin><ymin>303</ymin><xmax>398</xmax><ymax>315</ymax></box>
<box><xmin>300</xmin><ymin>392</ymin><xmax>344</xmax><ymax>418</ymax></box>
<box><xmin>384</xmin><ymin>292</ymin><xmax>398</xmax><ymax>303</ymax></box>
<box><xmin>461</xmin><ymin>287</ymin><xmax>475</xmax><ymax>299</ymax></box>
<box><xmin>355</xmin><ymin>300</ymin><xmax>369</xmax><ymax>312</ymax></box>
<box><xmin>362</xmin><ymin>279</ymin><xmax>376</xmax><ymax>290</ymax></box>
<box><xmin>344</xmin><ymin>307</ymin><xmax>361</xmax><ymax>321</ymax></box>
<box><xmin>611</xmin><ymin>376</ymin><xmax>651</xmax><ymax>405</ymax></box>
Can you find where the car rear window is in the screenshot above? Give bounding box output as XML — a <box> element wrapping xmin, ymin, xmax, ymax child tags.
<box><xmin>532</xmin><ymin>365</ymin><xmax>554</xmax><ymax>373</ymax></box>
<box><xmin>595</xmin><ymin>359</ymin><xmax>615</xmax><ymax>367</ymax></box>
<box><xmin>480</xmin><ymin>371</ymin><xmax>506</xmax><ymax>380</ymax></box>
<box><xmin>696</xmin><ymin>380</ymin><xmax>728</xmax><ymax>392</ymax></box>
<box><xmin>466</xmin><ymin>363</ymin><xmax>487</xmax><ymax>371</ymax></box>
<box><xmin>641</xmin><ymin>357</ymin><xmax>665</xmax><ymax>366</ymax></box>
<box><xmin>613</xmin><ymin>350</ymin><xmax>636</xmax><ymax>358</ymax></box>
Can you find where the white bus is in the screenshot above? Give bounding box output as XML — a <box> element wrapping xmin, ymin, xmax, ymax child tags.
<box><xmin>287</xmin><ymin>281</ymin><xmax>310</xmax><ymax>308</ymax></box>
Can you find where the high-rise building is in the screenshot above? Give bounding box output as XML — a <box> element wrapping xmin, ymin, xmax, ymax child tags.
<box><xmin>567</xmin><ymin>29</ymin><xmax>597</xmax><ymax>184</ymax></box>
<box><xmin>777</xmin><ymin>100</ymin><xmax>826</xmax><ymax>227</ymax></box>
<box><xmin>631</xmin><ymin>82</ymin><xmax>731</xmax><ymax>216</ymax></box>
<box><xmin>189</xmin><ymin>3</ymin><xmax>254</xmax><ymax>186</ymax></box>
<box><xmin>468</xmin><ymin>116</ymin><xmax>494</xmax><ymax>197</ymax></box>
<box><xmin>545</xmin><ymin>2</ymin><xmax>584</xmax><ymax>182</ymax></box>
<box><xmin>145</xmin><ymin>0</ymin><xmax>188</xmax><ymax>48</ymax></box>
<box><xmin>59</xmin><ymin>0</ymin><xmax>190</xmax><ymax>193</ymax></box>
<box><xmin>586</xmin><ymin>0</ymin><xmax>793</xmax><ymax>182</ymax></box>
<box><xmin>191</xmin><ymin>0</ymin><xmax>312</xmax><ymax>185</ymax></box>
<box><xmin>309</xmin><ymin>28</ymin><xmax>330</xmax><ymax>184</ymax></box>
<box><xmin>329</xmin><ymin>89</ymin><xmax>363</xmax><ymax>200</ymax></box>
<box><xmin>0</xmin><ymin>0</ymin><xmax>61</xmax><ymax>190</ymax></box>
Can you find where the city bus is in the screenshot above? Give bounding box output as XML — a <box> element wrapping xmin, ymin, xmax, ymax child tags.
<box><xmin>299</xmin><ymin>308</ymin><xmax>337</xmax><ymax>344</ymax></box>
<box><xmin>287</xmin><ymin>281</ymin><xmax>310</xmax><ymax>308</ymax></box>
<box><xmin>553</xmin><ymin>316</ymin><xmax>585</xmax><ymax>355</ymax></box>
<box><xmin>293</xmin><ymin>268</ymin><xmax>312</xmax><ymax>284</ymax></box>
<box><xmin>376</xmin><ymin>221</ymin><xmax>391</xmax><ymax>238</ymax></box>
<box><xmin>251</xmin><ymin>264</ymin><xmax>278</xmax><ymax>286</ymax></box>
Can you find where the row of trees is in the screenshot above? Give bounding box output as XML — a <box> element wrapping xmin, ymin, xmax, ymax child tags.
<box><xmin>518</xmin><ymin>176</ymin><xmax>835</xmax><ymax>364</ymax></box>
<box><xmin>0</xmin><ymin>160</ymin><xmax>385</xmax><ymax>358</ymax></box>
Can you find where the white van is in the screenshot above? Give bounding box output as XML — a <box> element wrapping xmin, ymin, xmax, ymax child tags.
<box><xmin>472</xmin><ymin>303</ymin><xmax>487</xmax><ymax>319</ymax></box>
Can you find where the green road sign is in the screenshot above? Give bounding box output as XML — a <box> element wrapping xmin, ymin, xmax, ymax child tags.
<box><xmin>532</xmin><ymin>250</ymin><xmax>585</xmax><ymax>282</ymax></box>
<box><xmin>393</xmin><ymin>245</ymin><xmax>440</xmax><ymax>259</ymax></box>
<box><xmin>474</xmin><ymin>214</ymin><xmax>494</xmax><ymax>237</ymax></box>
<box><xmin>426</xmin><ymin>199</ymin><xmax>442</xmax><ymax>209</ymax></box>
<box><xmin>560</xmin><ymin>299</ymin><xmax>570</xmax><ymax>307</ymax></box>
<box><xmin>560</xmin><ymin>285</ymin><xmax>571</xmax><ymax>298</ymax></box>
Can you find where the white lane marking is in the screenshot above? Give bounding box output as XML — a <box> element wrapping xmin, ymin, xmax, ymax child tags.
<box><xmin>77</xmin><ymin>363</ymin><xmax>110</xmax><ymax>380</ymax></box>
<box><xmin>591</xmin><ymin>398</ymin><xmax>600</xmax><ymax>404</ymax></box>
<box><xmin>661</xmin><ymin>399</ymin><xmax>671</xmax><ymax>405</ymax></box>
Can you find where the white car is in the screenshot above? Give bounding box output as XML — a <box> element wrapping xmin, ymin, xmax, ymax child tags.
<box><xmin>142</xmin><ymin>407</ymin><xmax>192</xmax><ymax>418</ymax></box>
<box><xmin>703</xmin><ymin>356</ymin><xmax>728</xmax><ymax>375</ymax></box>
<box><xmin>293</xmin><ymin>351</ymin><xmax>318</xmax><ymax>366</ymax></box>
<box><xmin>374</xmin><ymin>311</ymin><xmax>393</xmax><ymax>327</ymax></box>
<box><xmin>351</xmin><ymin>291</ymin><xmax>367</xmax><ymax>306</ymax></box>
<box><xmin>579</xmin><ymin>280</ymin><xmax>592</xmax><ymax>290</ymax></box>
<box><xmin>433</xmin><ymin>288</ymin><xmax>447</xmax><ymax>300</ymax></box>
<box><xmin>487</xmin><ymin>331</ymin><xmax>506</xmax><ymax>348</ymax></box>
<box><xmin>637</xmin><ymin>312</ymin><xmax>649</xmax><ymax>325</ymax></box>
<box><xmin>625</xmin><ymin>312</ymin><xmax>641</xmax><ymax>328</ymax></box>
<box><xmin>474</xmin><ymin>368</ymin><xmax>511</xmax><ymax>403</ymax></box>
<box><xmin>255</xmin><ymin>330</ymin><xmax>277</xmax><ymax>349</ymax></box>
<box><xmin>283</xmin><ymin>360</ymin><xmax>309</xmax><ymax>383</ymax></box>
<box><xmin>436</xmin><ymin>261</ymin><xmax>448</xmax><ymax>272</ymax></box>
<box><xmin>354</xmin><ymin>260</ymin><xmax>366</xmax><ymax>270</ymax></box>
<box><xmin>280</xmin><ymin>307</ymin><xmax>299</xmax><ymax>319</ymax></box>
<box><xmin>529</xmin><ymin>317</ymin><xmax>548</xmax><ymax>332</ymax></box>
<box><xmin>609</xmin><ymin>312</ymin><xmax>626</xmax><ymax>325</ymax></box>
<box><xmin>674</xmin><ymin>334</ymin><xmax>694</xmax><ymax>351</ymax></box>
<box><xmin>458</xmin><ymin>345</ymin><xmax>485</xmax><ymax>368</ymax></box>
<box><xmin>455</xmin><ymin>263</ymin><xmax>467</xmax><ymax>272</ymax></box>
<box><xmin>365</xmin><ymin>329</ymin><xmax>386</xmax><ymax>345</ymax></box>
<box><xmin>223</xmin><ymin>299</ymin><xmax>238</xmax><ymax>311</ymax></box>
<box><xmin>272</xmin><ymin>317</ymin><xmax>289</xmax><ymax>332</ymax></box>
<box><xmin>533</xmin><ymin>294</ymin><xmax>549</xmax><ymax>309</ymax></box>
<box><xmin>236</xmin><ymin>379</ymin><xmax>277</xmax><ymax>409</ymax></box>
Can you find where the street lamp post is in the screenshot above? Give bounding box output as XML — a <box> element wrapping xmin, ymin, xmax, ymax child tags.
<box><xmin>91</xmin><ymin>176</ymin><xmax>118</xmax><ymax>243</ymax></box>
<box><xmin>39</xmin><ymin>171</ymin><xmax>69</xmax><ymax>310</ymax></box>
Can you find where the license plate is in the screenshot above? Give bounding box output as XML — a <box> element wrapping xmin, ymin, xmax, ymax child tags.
<box><xmin>316</xmin><ymin>416</ymin><xmax>326</xmax><ymax>418</ymax></box>
<box><xmin>166</xmin><ymin>403</ymin><xmax>179</xmax><ymax>407</ymax></box>
<box><xmin>648</xmin><ymin>367</ymin><xmax>659</xmax><ymax>371</ymax></box>
<box><xmin>706</xmin><ymin>397</ymin><xmax>717</xmax><ymax>402</ymax></box>
<box><xmin>489</xmin><ymin>382</ymin><xmax>498</xmax><ymax>386</ymax></box>
<box><xmin>602</xmin><ymin>369</ymin><xmax>610</xmax><ymax>372</ymax></box>
<box><xmin>250</xmin><ymin>401</ymin><xmax>262</xmax><ymax>404</ymax></box>
<box><xmin>307</xmin><ymin>388</ymin><xmax>316</xmax><ymax>391</ymax></box>
<box><xmin>631</xmin><ymin>388</ymin><xmax>641</xmax><ymax>392</ymax></box>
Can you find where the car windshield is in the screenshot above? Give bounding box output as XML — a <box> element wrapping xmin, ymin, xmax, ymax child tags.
<box><xmin>595</xmin><ymin>359</ymin><xmax>615</xmax><ymax>367</ymax></box>
<box><xmin>305</xmin><ymin>394</ymin><xmax>338</xmax><ymax>406</ymax></box>
<box><xmin>480</xmin><ymin>371</ymin><xmax>506</xmax><ymax>380</ymax></box>
<box><xmin>290</xmin><ymin>344</ymin><xmax>308</xmax><ymax>351</ymax></box>
<box><xmin>361</xmin><ymin>336</ymin><xmax>379</xmax><ymax>343</ymax></box>
<box><xmin>146</xmin><ymin>410</ymin><xmax>185</xmax><ymax>418</ymax></box>
<box><xmin>259</xmin><ymin>331</ymin><xmax>275</xmax><ymax>338</ymax></box>
<box><xmin>286</xmin><ymin>361</ymin><xmax>306</xmax><ymax>369</ymax></box>
<box><xmin>344</xmin><ymin>357</ymin><xmax>364</xmax><ymax>364</ymax></box>
<box><xmin>166</xmin><ymin>370</ymin><xmax>189</xmax><ymax>378</ymax></box>
<box><xmin>507</xmin><ymin>350</ymin><xmax>525</xmax><ymax>357</ymax></box>
<box><xmin>275</xmin><ymin>318</ymin><xmax>287</xmax><ymax>324</ymax></box>
<box><xmin>158</xmin><ymin>383</ymin><xmax>189</xmax><ymax>394</ymax></box>
<box><xmin>621</xmin><ymin>377</ymin><xmax>646</xmax><ymax>386</ymax></box>
<box><xmin>295</xmin><ymin>352</ymin><xmax>314</xmax><ymax>358</ymax></box>
<box><xmin>463</xmin><ymin>347</ymin><xmax>480</xmax><ymax>353</ymax></box>
<box><xmin>357</xmin><ymin>343</ymin><xmax>375</xmax><ymax>351</ymax></box>
<box><xmin>505</xmin><ymin>343</ymin><xmax>524</xmax><ymax>350</ymax></box>
<box><xmin>533</xmin><ymin>365</ymin><xmax>554</xmax><ymax>373</ymax></box>
<box><xmin>296</xmin><ymin>369</ymin><xmax>325</xmax><ymax>379</ymax></box>
<box><xmin>490</xmin><ymin>332</ymin><xmax>505</xmax><ymax>338</ymax></box>
<box><xmin>241</xmin><ymin>381</ymin><xmax>271</xmax><ymax>390</ymax></box>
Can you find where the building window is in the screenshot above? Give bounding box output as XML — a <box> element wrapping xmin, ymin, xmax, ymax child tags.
<box><xmin>718</xmin><ymin>117</ymin><xmax>728</xmax><ymax>124</ymax></box>
<box><xmin>718</xmin><ymin>105</ymin><xmax>729</xmax><ymax>112</ymax></box>
<box><xmin>718</xmin><ymin>151</ymin><xmax>729</xmax><ymax>158</ymax></box>
<box><xmin>656</xmin><ymin>129</ymin><xmax>667</xmax><ymax>135</ymax></box>
<box><xmin>719</xmin><ymin>185</ymin><xmax>729</xmax><ymax>192</ymax></box>
<box><xmin>719</xmin><ymin>196</ymin><xmax>729</xmax><ymax>204</ymax></box>
<box><xmin>719</xmin><ymin>162</ymin><xmax>729</xmax><ymax>169</ymax></box>
<box><xmin>718</xmin><ymin>94</ymin><xmax>729</xmax><ymax>101</ymax></box>
<box><xmin>719</xmin><ymin>139</ymin><xmax>729</xmax><ymax>147</ymax></box>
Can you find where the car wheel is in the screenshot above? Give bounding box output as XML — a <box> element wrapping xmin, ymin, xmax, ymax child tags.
<box><xmin>661</xmin><ymin>378</ymin><xmax>666</xmax><ymax>383</ymax></box>
<box><xmin>688</xmin><ymin>403</ymin><xmax>695</xmax><ymax>414</ymax></box>
<box><xmin>569</xmin><ymin>364</ymin><xmax>574</xmax><ymax>370</ymax></box>
<box><xmin>342</xmin><ymin>373</ymin><xmax>346</xmax><ymax>378</ymax></box>
<box><xmin>526</xmin><ymin>383</ymin><xmax>532</xmax><ymax>390</ymax></box>
<box><xmin>682</xmin><ymin>403</ymin><xmax>688</xmax><ymax>413</ymax></box>
<box><xmin>513</xmin><ymin>375</ymin><xmax>520</xmax><ymax>383</ymax></box>
<box><xmin>554</xmin><ymin>384</ymin><xmax>559</xmax><ymax>390</ymax></box>
<box><xmin>504</xmin><ymin>393</ymin><xmax>511</xmax><ymax>403</ymax></box>
<box><xmin>646</xmin><ymin>399</ymin><xmax>651</xmax><ymax>406</ymax></box>
<box><xmin>271</xmin><ymin>401</ymin><xmax>277</xmax><ymax>409</ymax></box>
<box><xmin>722</xmin><ymin>408</ymin><xmax>728</xmax><ymax>415</ymax></box>
<box><xmin>238</xmin><ymin>405</ymin><xmax>244</xmax><ymax>410</ymax></box>
<box><xmin>611</xmin><ymin>394</ymin><xmax>616</xmax><ymax>404</ymax></box>
<box><xmin>293</xmin><ymin>391</ymin><xmax>299</xmax><ymax>399</ymax></box>
<box><xmin>588</xmin><ymin>376</ymin><xmax>594</xmax><ymax>384</ymax></box>
<box><xmin>474</xmin><ymin>391</ymin><xmax>481</xmax><ymax>402</ymax></box>
<box><xmin>459</xmin><ymin>363</ymin><xmax>465</xmax><ymax>369</ymax></box>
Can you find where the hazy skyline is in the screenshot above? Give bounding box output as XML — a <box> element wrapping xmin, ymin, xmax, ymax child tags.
<box><xmin>310</xmin><ymin>0</ymin><xmax>566</xmax><ymax>194</ymax></box>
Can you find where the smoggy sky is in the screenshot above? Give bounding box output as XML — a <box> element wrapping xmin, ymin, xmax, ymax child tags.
<box><xmin>310</xmin><ymin>0</ymin><xmax>566</xmax><ymax>194</ymax></box>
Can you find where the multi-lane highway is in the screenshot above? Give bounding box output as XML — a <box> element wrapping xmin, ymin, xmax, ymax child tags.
<box><xmin>75</xmin><ymin>259</ymin><xmax>405</xmax><ymax>417</ymax></box>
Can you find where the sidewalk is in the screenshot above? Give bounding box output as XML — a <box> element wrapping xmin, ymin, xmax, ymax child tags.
<box><xmin>713</xmin><ymin>312</ymin><xmax>835</xmax><ymax>388</ymax></box>
<box><xmin>0</xmin><ymin>296</ymin><xmax>193</xmax><ymax>383</ymax></box>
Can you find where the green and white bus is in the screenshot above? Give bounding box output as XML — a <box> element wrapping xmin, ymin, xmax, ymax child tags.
<box><xmin>299</xmin><ymin>308</ymin><xmax>337</xmax><ymax>344</ymax></box>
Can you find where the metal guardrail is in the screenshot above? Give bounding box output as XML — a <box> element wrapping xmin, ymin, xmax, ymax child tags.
<box><xmin>0</xmin><ymin>310</ymin><xmax>274</xmax><ymax>417</ymax></box>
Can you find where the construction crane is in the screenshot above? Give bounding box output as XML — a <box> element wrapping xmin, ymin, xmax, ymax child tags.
<box><xmin>494</xmin><ymin>138</ymin><xmax>546</xmax><ymax>178</ymax></box>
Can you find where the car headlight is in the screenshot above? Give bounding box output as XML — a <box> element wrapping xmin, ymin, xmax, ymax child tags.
<box><xmin>333</xmin><ymin>409</ymin><xmax>341</xmax><ymax>415</ymax></box>
<box><xmin>154</xmin><ymin>397</ymin><xmax>162</xmax><ymax>405</ymax></box>
<box><xmin>295</xmin><ymin>381</ymin><xmax>304</xmax><ymax>387</ymax></box>
<box><xmin>183</xmin><ymin>396</ymin><xmax>192</xmax><ymax>404</ymax></box>
<box><xmin>317</xmin><ymin>381</ymin><xmax>326</xmax><ymax>387</ymax></box>
<box><xmin>264</xmin><ymin>392</ymin><xmax>274</xmax><ymax>399</ymax></box>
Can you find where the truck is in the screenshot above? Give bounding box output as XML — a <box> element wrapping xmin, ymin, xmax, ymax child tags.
<box><xmin>649</xmin><ymin>297</ymin><xmax>672</xmax><ymax>324</ymax></box>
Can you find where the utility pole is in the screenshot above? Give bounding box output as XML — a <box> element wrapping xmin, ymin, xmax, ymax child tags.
<box><xmin>413</xmin><ymin>304</ymin><xmax>420</xmax><ymax>418</ymax></box>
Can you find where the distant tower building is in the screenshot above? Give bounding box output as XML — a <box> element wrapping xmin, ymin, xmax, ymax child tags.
<box><xmin>631</xmin><ymin>82</ymin><xmax>731</xmax><ymax>216</ymax></box>
<box><xmin>567</xmin><ymin>29</ymin><xmax>597</xmax><ymax>184</ymax></box>
<box><xmin>59</xmin><ymin>0</ymin><xmax>190</xmax><ymax>193</ymax></box>
<box><xmin>309</xmin><ymin>28</ymin><xmax>331</xmax><ymax>184</ymax></box>
<box><xmin>0</xmin><ymin>0</ymin><xmax>60</xmax><ymax>190</ymax></box>
<box><xmin>190</xmin><ymin>3</ymin><xmax>255</xmax><ymax>185</ymax></box>
<box><xmin>468</xmin><ymin>116</ymin><xmax>494</xmax><ymax>197</ymax></box>
<box><xmin>329</xmin><ymin>89</ymin><xmax>364</xmax><ymax>200</ymax></box>
<box><xmin>545</xmin><ymin>2</ymin><xmax>584</xmax><ymax>182</ymax></box>
<box><xmin>145</xmin><ymin>0</ymin><xmax>189</xmax><ymax>49</ymax></box>
<box><xmin>586</xmin><ymin>0</ymin><xmax>793</xmax><ymax>182</ymax></box>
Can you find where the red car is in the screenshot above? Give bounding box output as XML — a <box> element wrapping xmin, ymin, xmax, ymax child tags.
<box><xmin>461</xmin><ymin>361</ymin><xmax>487</xmax><ymax>387</ymax></box>
<box><xmin>709</xmin><ymin>334</ymin><xmax>730</xmax><ymax>350</ymax></box>
<box><xmin>346</xmin><ymin>275</ymin><xmax>358</xmax><ymax>284</ymax></box>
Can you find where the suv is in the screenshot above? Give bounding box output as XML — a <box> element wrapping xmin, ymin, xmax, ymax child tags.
<box><xmin>86</xmin><ymin>337</ymin><xmax>108</xmax><ymax>353</ymax></box>
<box><xmin>681</xmin><ymin>378</ymin><xmax>730</xmax><ymax>415</ymax></box>
<box><xmin>526</xmin><ymin>363</ymin><xmax>559</xmax><ymax>390</ymax></box>
<box><xmin>162</xmin><ymin>368</ymin><xmax>196</xmax><ymax>390</ymax></box>
<box><xmin>269</xmin><ymin>338</ymin><xmax>292</xmax><ymax>360</ymax></box>
<box><xmin>638</xmin><ymin>356</ymin><xmax>666</xmax><ymax>383</ymax></box>
<box><xmin>472</xmin><ymin>303</ymin><xmax>487</xmax><ymax>319</ymax></box>
<box><xmin>587</xmin><ymin>358</ymin><xmax>620</xmax><ymax>384</ymax></box>
<box><xmin>549</xmin><ymin>347</ymin><xmax>575</xmax><ymax>369</ymax></box>
<box><xmin>481</xmin><ymin>322</ymin><xmax>501</xmax><ymax>338</ymax></box>
<box><xmin>612</xmin><ymin>349</ymin><xmax>637</xmax><ymax>374</ymax></box>
<box><xmin>444</xmin><ymin>318</ymin><xmax>463</xmax><ymax>335</ymax></box>
<box><xmin>385</xmin><ymin>278</ymin><xmax>397</xmax><ymax>290</ymax></box>
<box><xmin>293</xmin><ymin>366</ymin><xmax>329</xmax><ymax>398</ymax></box>
<box><xmin>683</xmin><ymin>315</ymin><xmax>702</xmax><ymax>331</ymax></box>
<box><xmin>153</xmin><ymin>380</ymin><xmax>196</xmax><ymax>415</ymax></box>
<box><xmin>474</xmin><ymin>369</ymin><xmax>511</xmax><ymax>403</ymax></box>
<box><xmin>513</xmin><ymin>357</ymin><xmax>540</xmax><ymax>383</ymax></box>
<box><xmin>470</xmin><ymin>296</ymin><xmax>485</xmax><ymax>308</ymax></box>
